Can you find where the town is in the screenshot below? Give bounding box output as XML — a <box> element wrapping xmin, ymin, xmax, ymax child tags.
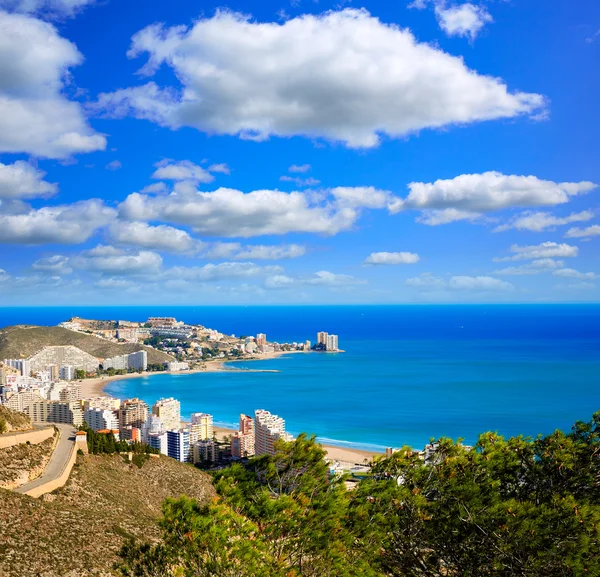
<box><xmin>0</xmin><ymin>316</ymin><xmax>342</xmax><ymax>468</ymax></box>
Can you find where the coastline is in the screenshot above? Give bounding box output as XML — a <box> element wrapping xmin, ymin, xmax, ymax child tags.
<box><xmin>79</xmin><ymin>349</ymin><xmax>382</xmax><ymax>462</ymax></box>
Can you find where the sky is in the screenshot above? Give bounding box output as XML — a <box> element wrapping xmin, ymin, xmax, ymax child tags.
<box><xmin>0</xmin><ymin>0</ymin><xmax>599</xmax><ymax>305</ymax></box>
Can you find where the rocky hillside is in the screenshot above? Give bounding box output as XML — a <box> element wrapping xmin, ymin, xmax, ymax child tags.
<box><xmin>0</xmin><ymin>325</ymin><xmax>173</xmax><ymax>365</ymax></box>
<box><xmin>0</xmin><ymin>454</ymin><xmax>215</xmax><ymax>577</ymax></box>
<box><xmin>0</xmin><ymin>433</ymin><xmax>57</xmax><ymax>490</ymax></box>
<box><xmin>0</xmin><ymin>406</ymin><xmax>32</xmax><ymax>434</ymax></box>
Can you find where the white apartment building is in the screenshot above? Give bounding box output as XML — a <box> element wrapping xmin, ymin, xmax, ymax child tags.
<box><xmin>3</xmin><ymin>359</ymin><xmax>31</xmax><ymax>377</ymax></box>
<box><xmin>25</xmin><ymin>400</ymin><xmax>83</xmax><ymax>426</ymax></box>
<box><xmin>167</xmin><ymin>429</ymin><xmax>191</xmax><ymax>462</ymax></box>
<box><xmin>326</xmin><ymin>334</ymin><xmax>339</xmax><ymax>351</ymax></box>
<box><xmin>60</xmin><ymin>365</ymin><xmax>75</xmax><ymax>381</ymax></box>
<box><xmin>28</xmin><ymin>346</ymin><xmax>99</xmax><ymax>373</ymax></box>
<box><xmin>103</xmin><ymin>350</ymin><xmax>148</xmax><ymax>371</ymax></box>
<box><xmin>152</xmin><ymin>398</ymin><xmax>181</xmax><ymax>431</ymax></box>
<box><xmin>254</xmin><ymin>409</ymin><xmax>293</xmax><ymax>456</ymax></box>
<box><xmin>167</xmin><ymin>361</ymin><xmax>189</xmax><ymax>372</ymax></box>
<box><xmin>84</xmin><ymin>407</ymin><xmax>120</xmax><ymax>432</ymax></box>
<box><xmin>83</xmin><ymin>397</ymin><xmax>121</xmax><ymax>411</ymax></box>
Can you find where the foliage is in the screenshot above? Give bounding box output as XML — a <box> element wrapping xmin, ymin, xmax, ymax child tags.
<box><xmin>79</xmin><ymin>423</ymin><xmax>159</xmax><ymax>456</ymax></box>
<box><xmin>118</xmin><ymin>414</ymin><xmax>600</xmax><ymax>577</ymax></box>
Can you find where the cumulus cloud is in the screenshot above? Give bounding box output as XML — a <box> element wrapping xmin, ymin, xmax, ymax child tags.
<box><xmin>152</xmin><ymin>160</ymin><xmax>216</xmax><ymax>183</ymax></box>
<box><xmin>410</xmin><ymin>0</ymin><xmax>492</xmax><ymax>41</ymax></box>
<box><xmin>494</xmin><ymin>210</ymin><xmax>594</xmax><ymax>232</ymax></box>
<box><xmin>118</xmin><ymin>186</ymin><xmax>390</xmax><ymax>237</ymax></box>
<box><xmin>0</xmin><ymin>200</ymin><xmax>115</xmax><ymax>244</ymax></box>
<box><xmin>32</xmin><ymin>255</ymin><xmax>72</xmax><ymax>274</ymax></box>
<box><xmin>565</xmin><ymin>224</ymin><xmax>600</xmax><ymax>239</ymax></box>
<box><xmin>94</xmin><ymin>9</ymin><xmax>544</xmax><ymax>148</ymax></box>
<box><xmin>406</xmin><ymin>273</ymin><xmax>513</xmax><ymax>291</ymax></box>
<box><xmin>0</xmin><ymin>11</ymin><xmax>106</xmax><ymax>157</ymax></box>
<box><xmin>0</xmin><ymin>0</ymin><xmax>96</xmax><ymax>18</ymax></box>
<box><xmin>552</xmin><ymin>268</ymin><xmax>597</xmax><ymax>280</ymax></box>
<box><xmin>0</xmin><ymin>161</ymin><xmax>57</xmax><ymax>199</ymax></box>
<box><xmin>392</xmin><ymin>172</ymin><xmax>596</xmax><ymax>224</ymax></box>
<box><xmin>494</xmin><ymin>242</ymin><xmax>579</xmax><ymax>262</ymax></box>
<box><xmin>208</xmin><ymin>163</ymin><xmax>230</xmax><ymax>175</ymax></box>
<box><xmin>109</xmin><ymin>221</ymin><xmax>199</xmax><ymax>253</ymax></box>
<box><xmin>364</xmin><ymin>251</ymin><xmax>420</xmax><ymax>265</ymax></box>
<box><xmin>494</xmin><ymin>258</ymin><xmax>565</xmax><ymax>276</ymax></box>
<box><xmin>72</xmin><ymin>245</ymin><xmax>163</xmax><ymax>275</ymax></box>
<box><xmin>280</xmin><ymin>175</ymin><xmax>321</xmax><ymax>188</ymax></box>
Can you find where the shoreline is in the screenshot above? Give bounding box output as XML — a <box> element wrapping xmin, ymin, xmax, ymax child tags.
<box><xmin>79</xmin><ymin>349</ymin><xmax>383</xmax><ymax>461</ymax></box>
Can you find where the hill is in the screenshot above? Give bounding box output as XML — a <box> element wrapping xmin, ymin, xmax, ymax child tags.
<box><xmin>0</xmin><ymin>454</ymin><xmax>215</xmax><ymax>577</ymax></box>
<box><xmin>0</xmin><ymin>325</ymin><xmax>173</xmax><ymax>365</ymax></box>
<box><xmin>0</xmin><ymin>406</ymin><xmax>32</xmax><ymax>434</ymax></box>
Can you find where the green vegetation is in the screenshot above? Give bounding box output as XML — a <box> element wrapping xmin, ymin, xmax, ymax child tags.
<box><xmin>118</xmin><ymin>412</ymin><xmax>600</xmax><ymax>577</ymax></box>
<box><xmin>0</xmin><ymin>325</ymin><xmax>173</xmax><ymax>365</ymax></box>
<box><xmin>79</xmin><ymin>423</ymin><xmax>159</xmax><ymax>456</ymax></box>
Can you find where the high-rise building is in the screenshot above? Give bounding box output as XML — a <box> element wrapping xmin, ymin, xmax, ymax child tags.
<box><xmin>232</xmin><ymin>414</ymin><xmax>255</xmax><ymax>458</ymax></box>
<box><xmin>48</xmin><ymin>365</ymin><xmax>60</xmax><ymax>382</ymax></box>
<box><xmin>27</xmin><ymin>346</ymin><xmax>99</xmax><ymax>373</ymax></box>
<box><xmin>153</xmin><ymin>398</ymin><xmax>181</xmax><ymax>431</ymax></box>
<box><xmin>60</xmin><ymin>365</ymin><xmax>75</xmax><ymax>381</ymax></box>
<box><xmin>317</xmin><ymin>332</ymin><xmax>328</xmax><ymax>346</ymax></box>
<box><xmin>254</xmin><ymin>409</ymin><xmax>293</xmax><ymax>456</ymax></box>
<box><xmin>25</xmin><ymin>400</ymin><xmax>83</xmax><ymax>426</ymax></box>
<box><xmin>167</xmin><ymin>429</ymin><xmax>191</xmax><ymax>462</ymax></box>
<box><xmin>84</xmin><ymin>407</ymin><xmax>120</xmax><ymax>431</ymax></box>
<box><xmin>3</xmin><ymin>359</ymin><xmax>31</xmax><ymax>377</ymax></box>
<box><xmin>190</xmin><ymin>412</ymin><xmax>213</xmax><ymax>441</ymax></box>
<box><xmin>326</xmin><ymin>334</ymin><xmax>339</xmax><ymax>351</ymax></box>
<box><xmin>119</xmin><ymin>398</ymin><xmax>149</xmax><ymax>430</ymax></box>
<box><xmin>193</xmin><ymin>440</ymin><xmax>218</xmax><ymax>465</ymax></box>
<box><xmin>102</xmin><ymin>350</ymin><xmax>148</xmax><ymax>372</ymax></box>
<box><xmin>304</xmin><ymin>340</ymin><xmax>311</xmax><ymax>350</ymax></box>
<box><xmin>147</xmin><ymin>431</ymin><xmax>168</xmax><ymax>455</ymax></box>
<box><xmin>256</xmin><ymin>333</ymin><xmax>267</xmax><ymax>347</ymax></box>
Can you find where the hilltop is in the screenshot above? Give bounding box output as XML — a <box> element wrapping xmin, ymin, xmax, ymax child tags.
<box><xmin>0</xmin><ymin>405</ymin><xmax>31</xmax><ymax>434</ymax></box>
<box><xmin>0</xmin><ymin>325</ymin><xmax>173</xmax><ymax>365</ymax></box>
<box><xmin>0</xmin><ymin>453</ymin><xmax>215</xmax><ymax>577</ymax></box>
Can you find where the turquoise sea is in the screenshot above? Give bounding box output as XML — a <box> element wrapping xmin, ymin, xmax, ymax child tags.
<box><xmin>1</xmin><ymin>305</ymin><xmax>599</xmax><ymax>451</ymax></box>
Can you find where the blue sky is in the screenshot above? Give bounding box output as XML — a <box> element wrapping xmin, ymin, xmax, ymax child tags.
<box><xmin>0</xmin><ymin>0</ymin><xmax>598</xmax><ymax>305</ymax></box>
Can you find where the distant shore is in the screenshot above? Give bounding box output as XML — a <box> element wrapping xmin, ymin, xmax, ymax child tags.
<box><xmin>79</xmin><ymin>349</ymin><xmax>382</xmax><ymax>462</ymax></box>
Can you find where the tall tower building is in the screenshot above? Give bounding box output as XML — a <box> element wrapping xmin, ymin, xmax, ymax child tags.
<box><xmin>317</xmin><ymin>332</ymin><xmax>328</xmax><ymax>346</ymax></box>
<box><xmin>152</xmin><ymin>398</ymin><xmax>181</xmax><ymax>431</ymax></box>
<box><xmin>232</xmin><ymin>414</ymin><xmax>255</xmax><ymax>458</ymax></box>
<box><xmin>189</xmin><ymin>412</ymin><xmax>213</xmax><ymax>442</ymax></box>
<box><xmin>256</xmin><ymin>333</ymin><xmax>267</xmax><ymax>347</ymax></box>
<box><xmin>120</xmin><ymin>398</ymin><xmax>149</xmax><ymax>430</ymax></box>
<box><xmin>254</xmin><ymin>409</ymin><xmax>293</xmax><ymax>456</ymax></box>
<box><xmin>326</xmin><ymin>334</ymin><xmax>339</xmax><ymax>351</ymax></box>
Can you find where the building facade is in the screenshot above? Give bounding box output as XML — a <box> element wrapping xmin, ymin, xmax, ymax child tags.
<box><xmin>84</xmin><ymin>407</ymin><xmax>120</xmax><ymax>431</ymax></box>
<box><xmin>254</xmin><ymin>409</ymin><xmax>292</xmax><ymax>456</ymax></box>
<box><xmin>167</xmin><ymin>429</ymin><xmax>191</xmax><ymax>462</ymax></box>
<box><xmin>25</xmin><ymin>400</ymin><xmax>83</xmax><ymax>426</ymax></box>
<box><xmin>28</xmin><ymin>346</ymin><xmax>99</xmax><ymax>373</ymax></box>
<box><xmin>152</xmin><ymin>398</ymin><xmax>181</xmax><ymax>431</ymax></box>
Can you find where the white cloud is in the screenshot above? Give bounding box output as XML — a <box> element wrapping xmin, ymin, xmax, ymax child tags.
<box><xmin>105</xmin><ymin>160</ymin><xmax>122</xmax><ymax>171</ymax></box>
<box><xmin>169</xmin><ymin>262</ymin><xmax>282</xmax><ymax>282</ymax></box>
<box><xmin>265</xmin><ymin>270</ymin><xmax>366</xmax><ymax>289</ymax></box>
<box><xmin>32</xmin><ymin>255</ymin><xmax>72</xmax><ymax>274</ymax></box>
<box><xmin>118</xmin><ymin>186</ymin><xmax>388</xmax><ymax>237</ymax></box>
<box><xmin>0</xmin><ymin>0</ymin><xmax>96</xmax><ymax>18</ymax></box>
<box><xmin>0</xmin><ymin>161</ymin><xmax>57</xmax><ymax>199</ymax></box>
<box><xmin>435</xmin><ymin>3</ymin><xmax>492</xmax><ymax>40</ymax></box>
<box><xmin>0</xmin><ymin>200</ymin><xmax>115</xmax><ymax>244</ymax></box>
<box><xmin>95</xmin><ymin>9</ymin><xmax>544</xmax><ymax>148</ymax></box>
<box><xmin>0</xmin><ymin>11</ymin><xmax>106</xmax><ymax>157</ymax></box>
<box><xmin>391</xmin><ymin>172</ymin><xmax>596</xmax><ymax>224</ymax></box>
<box><xmin>206</xmin><ymin>243</ymin><xmax>306</xmax><ymax>261</ymax></box>
<box><xmin>494</xmin><ymin>241</ymin><xmax>579</xmax><ymax>262</ymax></box>
<box><xmin>448</xmin><ymin>276</ymin><xmax>514</xmax><ymax>291</ymax></box>
<box><xmin>565</xmin><ymin>225</ymin><xmax>600</xmax><ymax>239</ymax></box>
<box><xmin>364</xmin><ymin>251</ymin><xmax>420</xmax><ymax>265</ymax></box>
<box><xmin>207</xmin><ymin>163</ymin><xmax>230</xmax><ymax>175</ymax></box>
<box><xmin>73</xmin><ymin>245</ymin><xmax>163</xmax><ymax>275</ymax></box>
<box><xmin>289</xmin><ymin>164</ymin><xmax>311</xmax><ymax>173</ymax></box>
<box><xmin>495</xmin><ymin>210</ymin><xmax>594</xmax><ymax>232</ymax></box>
<box><xmin>494</xmin><ymin>258</ymin><xmax>565</xmax><ymax>276</ymax></box>
<box><xmin>109</xmin><ymin>221</ymin><xmax>199</xmax><ymax>253</ymax></box>
<box><xmin>405</xmin><ymin>273</ymin><xmax>513</xmax><ymax>291</ymax></box>
<box><xmin>280</xmin><ymin>175</ymin><xmax>321</xmax><ymax>188</ymax></box>
<box><xmin>95</xmin><ymin>277</ymin><xmax>138</xmax><ymax>289</ymax></box>
<box><xmin>152</xmin><ymin>160</ymin><xmax>215</xmax><ymax>183</ymax></box>
<box><xmin>552</xmin><ymin>268</ymin><xmax>597</xmax><ymax>280</ymax></box>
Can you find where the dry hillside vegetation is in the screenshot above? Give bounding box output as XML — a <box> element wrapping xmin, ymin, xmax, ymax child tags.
<box><xmin>0</xmin><ymin>454</ymin><xmax>215</xmax><ymax>577</ymax></box>
<box><xmin>0</xmin><ymin>434</ymin><xmax>57</xmax><ymax>490</ymax></box>
<box><xmin>0</xmin><ymin>325</ymin><xmax>173</xmax><ymax>365</ymax></box>
<box><xmin>0</xmin><ymin>406</ymin><xmax>32</xmax><ymax>434</ymax></box>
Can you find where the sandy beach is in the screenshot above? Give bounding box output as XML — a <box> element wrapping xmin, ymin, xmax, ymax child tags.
<box><xmin>214</xmin><ymin>426</ymin><xmax>382</xmax><ymax>465</ymax></box>
<box><xmin>80</xmin><ymin>350</ymin><xmax>381</xmax><ymax>463</ymax></box>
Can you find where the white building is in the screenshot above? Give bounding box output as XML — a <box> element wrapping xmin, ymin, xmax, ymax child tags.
<box><xmin>3</xmin><ymin>359</ymin><xmax>31</xmax><ymax>377</ymax></box>
<box><xmin>167</xmin><ymin>361</ymin><xmax>189</xmax><ymax>372</ymax></box>
<box><xmin>167</xmin><ymin>429</ymin><xmax>191</xmax><ymax>462</ymax></box>
<box><xmin>103</xmin><ymin>350</ymin><xmax>148</xmax><ymax>371</ymax></box>
<box><xmin>147</xmin><ymin>431</ymin><xmax>168</xmax><ymax>455</ymax></box>
<box><xmin>60</xmin><ymin>365</ymin><xmax>75</xmax><ymax>381</ymax></box>
<box><xmin>84</xmin><ymin>407</ymin><xmax>120</xmax><ymax>432</ymax></box>
<box><xmin>152</xmin><ymin>398</ymin><xmax>181</xmax><ymax>431</ymax></box>
<box><xmin>326</xmin><ymin>334</ymin><xmax>339</xmax><ymax>351</ymax></box>
<box><xmin>254</xmin><ymin>409</ymin><xmax>293</xmax><ymax>456</ymax></box>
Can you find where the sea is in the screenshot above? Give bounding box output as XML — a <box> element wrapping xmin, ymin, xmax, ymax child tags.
<box><xmin>1</xmin><ymin>305</ymin><xmax>599</xmax><ymax>452</ymax></box>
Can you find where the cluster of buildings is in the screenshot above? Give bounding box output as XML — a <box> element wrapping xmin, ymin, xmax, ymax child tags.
<box><xmin>316</xmin><ymin>332</ymin><xmax>340</xmax><ymax>351</ymax></box>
